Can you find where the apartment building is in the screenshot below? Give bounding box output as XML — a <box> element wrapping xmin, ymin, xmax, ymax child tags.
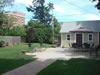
<box><xmin>6</xmin><ymin>11</ymin><xmax>25</xmax><ymax>26</ymax></box>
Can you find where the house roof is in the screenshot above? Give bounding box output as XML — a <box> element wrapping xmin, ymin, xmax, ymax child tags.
<box><xmin>60</xmin><ymin>20</ymin><xmax>100</xmax><ymax>33</ymax></box>
<box><xmin>70</xmin><ymin>27</ymin><xmax>93</xmax><ymax>33</ymax></box>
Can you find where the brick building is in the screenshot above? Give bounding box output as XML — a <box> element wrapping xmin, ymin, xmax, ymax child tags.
<box><xmin>6</xmin><ymin>11</ymin><xmax>25</xmax><ymax>26</ymax></box>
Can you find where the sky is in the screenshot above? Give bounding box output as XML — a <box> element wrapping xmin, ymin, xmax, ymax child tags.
<box><xmin>5</xmin><ymin>0</ymin><xmax>100</xmax><ymax>24</ymax></box>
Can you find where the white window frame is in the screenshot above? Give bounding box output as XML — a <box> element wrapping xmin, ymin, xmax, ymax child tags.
<box><xmin>88</xmin><ymin>33</ymin><xmax>93</xmax><ymax>42</ymax></box>
<box><xmin>66</xmin><ymin>34</ymin><xmax>71</xmax><ymax>41</ymax></box>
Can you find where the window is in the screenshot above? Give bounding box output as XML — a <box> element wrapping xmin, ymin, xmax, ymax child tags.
<box><xmin>67</xmin><ymin>34</ymin><xmax>70</xmax><ymax>40</ymax></box>
<box><xmin>88</xmin><ymin>33</ymin><xmax>93</xmax><ymax>41</ymax></box>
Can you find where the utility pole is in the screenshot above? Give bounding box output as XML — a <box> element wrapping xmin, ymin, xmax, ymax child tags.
<box><xmin>51</xmin><ymin>9</ymin><xmax>55</xmax><ymax>46</ymax></box>
<box><xmin>51</xmin><ymin>16</ymin><xmax>54</xmax><ymax>45</ymax></box>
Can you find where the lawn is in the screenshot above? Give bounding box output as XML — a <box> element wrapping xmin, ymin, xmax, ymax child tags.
<box><xmin>0</xmin><ymin>43</ymin><xmax>52</xmax><ymax>74</ymax></box>
<box><xmin>37</xmin><ymin>58</ymin><xmax>100</xmax><ymax>75</ymax></box>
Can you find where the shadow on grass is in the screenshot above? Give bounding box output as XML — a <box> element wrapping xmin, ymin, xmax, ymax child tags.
<box><xmin>0</xmin><ymin>58</ymin><xmax>36</xmax><ymax>74</ymax></box>
<box><xmin>37</xmin><ymin>58</ymin><xmax>100</xmax><ymax>75</ymax></box>
<box><xmin>1</xmin><ymin>58</ymin><xmax>56</xmax><ymax>75</ymax></box>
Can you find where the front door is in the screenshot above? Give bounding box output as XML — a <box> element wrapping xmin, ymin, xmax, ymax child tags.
<box><xmin>76</xmin><ymin>34</ymin><xmax>82</xmax><ymax>47</ymax></box>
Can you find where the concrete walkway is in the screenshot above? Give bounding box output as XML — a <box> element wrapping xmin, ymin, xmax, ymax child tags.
<box><xmin>31</xmin><ymin>48</ymin><xmax>90</xmax><ymax>60</ymax></box>
<box><xmin>2</xmin><ymin>48</ymin><xmax>98</xmax><ymax>75</ymax></box>
<box><xmin>2</xmin><ymin>58</ymin><xmax>56</xmax><ymax>75</ymax></box>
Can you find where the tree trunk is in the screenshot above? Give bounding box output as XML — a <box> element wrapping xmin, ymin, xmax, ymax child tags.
<box><xmin>40</xmin><ymin>42</ymin><xmax>43</xmax><ymax>46</ymax></box>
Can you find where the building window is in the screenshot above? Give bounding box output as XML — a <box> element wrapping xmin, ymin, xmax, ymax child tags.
<box><xmin>67</xmin><ymin>34</ymin><xmax>70</xmax><ymax>40</ymax></box>
<box><xmin>88</xmin><ymin>33</ymin><xmax>93</xmax><ymax>41</ymax></box>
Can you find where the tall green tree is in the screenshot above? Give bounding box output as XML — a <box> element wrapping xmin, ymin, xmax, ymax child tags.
<box><xmin>0</xmin><ymin>15</ymin><xmax>16</xmax><ymax>35</ymax></box>
<box><xmin>0</xmin><ymin>0</ymin><xmax>14</xmax><ymax>13</ymax></box>
<box><xmin>28</xmin><ymin>20</ymin><xmax>46</xmax><ymax>28</ymax></box>
<box><xmin>27</xmin><ymin>0</ymin><xmax>54</xmax><ymax>26</ymax></box>
<box><xmin>26</xmin><ymin>27</ymin><xmax>34</xmax><ymax>48</ymax></box>
<box><xmin>53</xmin><ymin>18</ymin><xmax>61</xmax><ymax>39</ymax></box>
<box><xmin>49</xmin><ymin>18</ymin><xmax>61</xmax><ymax>44</ymax></box>
<box><xmin>91</xmin><ymin>0</ymin><xmax>100</xmax><ymax>10</ymax></box>
<box><xmin>27</xmin><ymin>20</ymin><xmax>46</xmax><ymax>46</ymax></box>
<box><xmin>27</xmin><ymin>18</ymin><xmax>61</xmax><ymax>44</ymax></box>
<box><xmin>9</xmin><ymin>26</ymin><xmax>26</xmax><ymax>37</ymax></box>
<box><xmin>0</xmin><ymin>0</ymin><xmax>15</xmax><ymax>35</ymax></box>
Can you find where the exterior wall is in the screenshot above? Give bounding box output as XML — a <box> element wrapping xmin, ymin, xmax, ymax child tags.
<box><xmin>70</xmin><ymin>32</ymin><xmax>76</xmax><ymax>43</ymax></box>
<box><xmin>83</xmin><ymin>32</ymin><xmax>99</xmax><ymax>46</ymax></box>
<box><xmin>61</xmin><ymin>33</ymin><xmax>68</xmax><ymax>47</ymax></box>
<box><xmin>6</xmin><ymin>11</ymin><xmax>25</xmax><ymax>26</ymax></box>
<box><xmin>61</xmin><ymin>33</ymin><xmax>75</xmax><ymax>48</ymax></box>
<box><xmin>61</xmin><ymin>32</ymin><xmax>99</xmax><ymax>48</ymax></box>
<box><xmin>0</xmin><ymin>36</ymin><xmax>21</xmax><ymax>45</ymax></box>
<box><xmin>83</xmin><ymin>33</ymin><xmax>88</xmax><ymax>43</ymax></box>
<box><xmin>93</xmin><ymin>32</ymin><xmax>99</xmax><ymax>46</ymax></box>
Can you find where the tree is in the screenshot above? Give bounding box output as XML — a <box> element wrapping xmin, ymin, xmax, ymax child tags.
<box><xmin>37</xmin><ymin>28</ymin><xmax>45</xmax><ymax>46</ymax></box>
<box><xmin>91</xmin><ymin>0</ymin><xmax>100</xmax><ymax>10</ymax></box>
<box><xmin>0</xmin><ymin>0</ymin><xmax>14</xmax><ymax>13</ymax></box>
<box><xmin>28</xmin><ymin>20</ymin><xmax>46</xmax><ymax>28</ymax></box>
<box><xmin>6</xmin><ymin>16</ymin><xmax>16</xmax><ymax>28</ymax></box>
<box><xmin>9</xmin><ymin>26</ymin><xmax>26</xmax><ymax>37</ymax></box>
<box><xmin>27</xmin><ymin>17</ymin><xmax>61</xmax><ymax>44</ymax></box>
<box><xmin>27</xmin><ymin>20</ymin><xmax>46</xmax><ymax>46</ymax></box>
<box><xmin>4</xmin><ymin>16</ymin><xmax>16</xmax><ymax>34</ymax></box>
<box><xmin>0</xmin><ymin>0</ymin><xmax>15</xmax><ymax>25</ymax></box>
<box><xmin>0</xmin><ymin>14</ymin><xmax>9</xmax><ymax>35</ymax></box>
<box><xmin>27</xmin><ymin>20</ymin><xmax>52</xmax><ymax>43</ymax></box>
<box><xmin>49</xmin><ymin>18</ymin><xmax>61</xmax><ymax>44</ymax></box>
<box><xmin>0</xmin><ymin>0</ymin><xmax>15</xmax><ymax>35</ymax></box>
<box><xmin>26</xmin><ymin>27</ymin><xmax>34</xmax><ymax>48</ymax></box>
<box><xmin>0</xmin><ymin>15</ymin><xmax>16</xmax><ymax>35</ymax></box>
<box><xmin>27</xmin><ymin>0</ymin><xmax>54</xmax><ymax>26</ymax></box>
<box><xmin>53</xmin><ymin>18</ymin><xmax>61</xmax><ymax>39</ymax></box>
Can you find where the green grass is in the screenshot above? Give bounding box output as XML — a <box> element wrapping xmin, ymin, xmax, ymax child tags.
<box><xmin>0</xmin><ymin>43</ymin><xmax>52</xmax><ymax>74</ymax></box>
<box><xmin>37</xmin><ymin>58</ymin><xmax>100</xmax><ymax>75</ymax></box>
<box><xmin>0</xmin><ymin>43</ymin><xmax>51</xmax><ymax>74</ymax></box>
<box><xmin>0</xmin><ymin>44</ymin><xmax>35</xmax><ymax>74</ymax></box>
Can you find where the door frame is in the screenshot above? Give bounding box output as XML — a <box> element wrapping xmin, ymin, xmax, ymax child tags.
<box><xmin>75</xmin><ymin>33</ymin><xmax>84</xmax><ymax>44</ymax></box>
<box><xmin>99</xmin><ymin>33</ymin><xmax>100</xmax><ymax>44</ymax></box>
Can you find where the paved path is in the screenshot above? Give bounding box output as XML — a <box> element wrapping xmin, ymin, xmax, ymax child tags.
<box><xmin>2</xmin><ymin>48</ymin><xmax>95</xmax><ymax>75</ymax></box>
<box><xmin>31</xmin><ymin>48</ymin><xmax>90</xmax><ymax>60</ymax></box>
<box><xmin>2</xmin><ymin>58</ymin><xmax>55</xmax><ymax>75</ymax></box>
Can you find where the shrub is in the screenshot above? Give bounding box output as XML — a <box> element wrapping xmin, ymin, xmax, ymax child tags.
<box><xmin>49</xmin><ymin>36</ymin><xmax>55</xmax><ymax>44</ymax></box>
<box><xmin>0</xmin><ymin>40</ymin><xmax>5</xmax><ymax>47</ymax></box>
<box><xmin>32</xmin><ymin>28</ymin><xmax>52</xmax><ymax>43</ymax></box>
<box><xmin>8</xmin><ymin>26</ymin><xmax>26</xmax><ymax>37</ymax></box>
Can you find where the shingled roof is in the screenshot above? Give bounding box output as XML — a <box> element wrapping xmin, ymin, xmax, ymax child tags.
<box><xmin>70</xmin><ymin>27</ymin><xmax>93</xmax><ymax>33</ymax></box>
<box><xmin>60</xmin><ymin>20</ymin><xmax>100</xmax><ymax>33</ymax></box>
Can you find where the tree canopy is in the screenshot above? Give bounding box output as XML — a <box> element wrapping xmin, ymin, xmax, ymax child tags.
<box><xmin>27</xmin><ymin>0</ymin><xmax>54</xmax><ymax>26</ymax></box>
<box><xmin>53</xmin><ymin>18</ymin><xmax>61</xmax><ymax>39</ymax></box>
<box><xmin>9</xmin><ymin>26</ymin><xmax>26</xmax><ymax>37</ymax></box>
<box><xmin>0</xmin><ymin>0</ymin><xmax>14</xmax><ymax>13</ymax></box>
<box><xmin>26</xmin><ymin>0</ymin><xmax>61</xmax><ymax>45</ymax></box>
<box><xmin>0</xmin><ymin>0</ymin><xmax>15</xmax><ymax>35</ymax></box>
<box><xmin>28</xmin><ymin>20</ymin><xmax>46</xmax><ymax>28</ymax></box>
<box><xmin>91</xmin><ymin>0</ymin><xmax>100</xmax><ymax>10</ymax></box>
<box><xmin>27</xmin><ymin>18</ymin><xmax>61</xmax><ymax>44</ymax></box>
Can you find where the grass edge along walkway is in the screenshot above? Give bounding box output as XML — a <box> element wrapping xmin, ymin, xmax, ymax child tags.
<box><xmin>2</xmin><ymin>59</ymin><xmax>56</xmax><ymax>75</ymax></box>
<box><xmin>37</xmin><ymin>58</ymin><xmax>100</xmax><ymax>75</ymax></box>
<box><xmin>0</xmin><ymin>43</ymin><xmax>52</xmax><ymax>74</ymax></box>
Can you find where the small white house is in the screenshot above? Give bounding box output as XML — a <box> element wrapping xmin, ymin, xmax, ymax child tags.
<box><xmin>60</xmin><ymin>20</ymin><xmax>100</xmax><ymax>48</ymax></box>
